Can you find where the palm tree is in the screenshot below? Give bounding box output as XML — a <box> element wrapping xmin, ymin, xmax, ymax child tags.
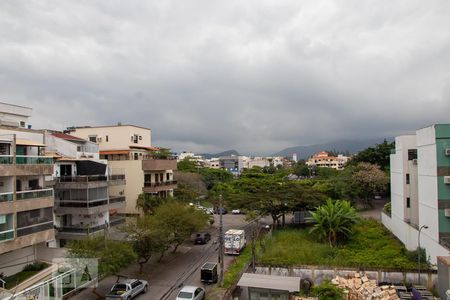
<box><xmin>135</xmin><ymin>193</ymin><xmax>163</xmax><ymax>214</ymax></box>
<box><xmin>310</xmin><ymin>198</ymin><xmax>359</xmax><ymax>247</ymax></box>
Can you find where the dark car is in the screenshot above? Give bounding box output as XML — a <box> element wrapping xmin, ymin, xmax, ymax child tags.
<box><xmin>214</xmin><ymin>207</ymin><xmax>228</xmax><ymax>215</ymax></box>
<box><xmin>195</xmin><ymin>233</ymin><xmax>211</xmax><ymax>245</ymax></box>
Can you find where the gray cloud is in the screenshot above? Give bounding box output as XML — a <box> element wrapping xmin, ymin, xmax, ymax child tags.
<box><xmin>1</xmin><ymin>0</ymin><xmax>449</xmax><ymax>155</ymax></box>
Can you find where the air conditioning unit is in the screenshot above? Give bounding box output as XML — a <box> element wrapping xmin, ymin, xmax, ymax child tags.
<box><xmin>445</xmin><ymin>209</ymin><xmax>450</xmax><ymax>217</ymax></box>
<box><xmin>446</xmin><ymin>149</ymin><xmax>450</xmax><ymax>156</ymax></box>
<box><xmin>96</xmin><ymin>137</ymin><xmax>102</xmax><ymax>142</ymax></box>
<box><xmin>444</xmin><ymin>176</ymin><xmax>450</xmax><ymax>184</ymax></box>
<box><xmin>412</xmin><ymin>159</ymin><xmax>418</xmax><ymax>165</ymax></box>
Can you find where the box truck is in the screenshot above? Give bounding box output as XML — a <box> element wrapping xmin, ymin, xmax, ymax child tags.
<box><xmin>224</xmin><ymin>229</ymin><xmax>246</xmax><ymax>255</ymax></box>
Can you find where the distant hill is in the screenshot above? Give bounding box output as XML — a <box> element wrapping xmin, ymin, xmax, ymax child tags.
<box><xmin>274</xmin><ymin>138</ymin><xmax>393</xmax><ymax>160</ymax></box>
<box><xmin>199</xmin><ymin>150</ymin><xmax>240</xmax><ymax>159</ymax></box>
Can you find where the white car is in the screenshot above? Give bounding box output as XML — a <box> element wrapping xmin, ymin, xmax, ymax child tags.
<box><xmin>231</xmin><ymin>209</ymin><xmax>241</xmax><ymax>214</ymax></box>
<box><xmin>176</xmin><ymin>286</ymin><xmax>205</xmax><ymax>300</ymax></box>
<box><xmin>105</xmin><ymin>279</ymin><xmax>149</xmax><ymax>300</ymax></box>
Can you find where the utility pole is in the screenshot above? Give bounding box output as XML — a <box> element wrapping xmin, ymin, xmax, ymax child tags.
<box><xmin>218</xmin><ymin>194</ymin><xmax>224</xmax><ymax>287</ymax></box>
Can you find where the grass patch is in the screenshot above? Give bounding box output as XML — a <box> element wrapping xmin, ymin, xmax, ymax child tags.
<box><xmin>223</xmin><ymin>245</ymin><xmax>253</xmax><ymax>289</ymax></box>
<box><xmin>259</xmin><ymin>219</ymin><xmax>420</xmax><ymax>270</ymax></box>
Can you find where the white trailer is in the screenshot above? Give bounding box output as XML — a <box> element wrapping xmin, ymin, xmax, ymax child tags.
<box><xmin>224</xmin><ymin>229</ymin><xmax>246</xmax><ymax>255</ymax></box>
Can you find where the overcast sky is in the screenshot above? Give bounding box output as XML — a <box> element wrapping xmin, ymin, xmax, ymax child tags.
<box><xmin>1</xmin><ymin>1</ymin><xmax>449</xmax><ymax>155</ymax></box>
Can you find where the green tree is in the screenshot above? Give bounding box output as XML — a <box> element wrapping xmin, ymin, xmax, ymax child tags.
<box><xmin>136</xmin><ymin>193</ymin><xmax>164</xmax><ymax>214</ymax></box>
<box><xmin>123</xmin><ymin>216</ymin><xmax>169</xmax><ymax>273</ymax></box>
<box><xmin>177</xmin><ymin>157</ymin><xmax>198</xmax><ymax>172</ymax></box>
<box><xmin>351</xmin><ymin>162</ymin><xmax>389</xmax><ymax>205</ymax></box>
<box><xmin>348</xmin><ymin>140</ymin><xmax>394</xmax><ymax>170</ymax></box>
<box><xmin>312</xmin><ymin>280</ymin><xmax>345</xmax><ymax>300</ymax></box>
<box><xmin>153</xmin><ymin>200</ymin><xmax>210</xmax><ymax>254</ymax></box>
<box><xmin>200</xmin><ymin>168</ymin><xmax>234</xmax><ymax>190</ymax></box>
<box><xmin>310</xmin><ymin>199</ymin><xmax>360</xmax><ymax>247</ymax></box>
<box><xmin>67</xmin><ymin>236</ymin><xmax>136</xmax><ymax>276</ymax></box>
<box><xmin>174</xmin><ymin>182</ymin><xmax>199</xmax><ymax>203</ymax></box>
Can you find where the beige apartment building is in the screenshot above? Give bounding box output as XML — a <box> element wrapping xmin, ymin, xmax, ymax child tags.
<box><xmin>306</xmin><ymin>151</ymin><xmax>350</xmax><ymax>170</ymax></box>
<box><xmin>67</xmin><ymin>124</ymin><xmax>177</xmax><ymax>216</ymax></box>
<box><xmin>0</xmin><ymin>102</ymin><xmax>55</xmax><ymax>276</ymax></box>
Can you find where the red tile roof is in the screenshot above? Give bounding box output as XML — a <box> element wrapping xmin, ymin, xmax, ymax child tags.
<box><xmin>52</xmin><ymin>132</ymin><xmax>85</xmax><ymax>141</ymax></box>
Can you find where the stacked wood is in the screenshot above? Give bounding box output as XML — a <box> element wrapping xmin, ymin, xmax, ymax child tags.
<box><xmin>331</xmin><ymin>272</ymin><xmax>400</xmax><ymax>300</ymax></box>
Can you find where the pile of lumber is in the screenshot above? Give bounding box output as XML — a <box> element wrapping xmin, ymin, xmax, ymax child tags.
<box><xmin>331</xmin><ymin>272</ymin><xmax>400</xmax><ymax>300</ymax></box>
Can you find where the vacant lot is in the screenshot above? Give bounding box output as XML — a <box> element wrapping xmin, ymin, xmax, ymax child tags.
<box><xmin>259</xmin><ymin>219</ymin><xmax>421</xmax><ymax>270</ymax></box>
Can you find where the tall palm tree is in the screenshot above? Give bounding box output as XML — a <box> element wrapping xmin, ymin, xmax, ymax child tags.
<box><xmin>310</xmin><ymin>198</ymin><xmax>359</xmax><ymax>247</ymax></box>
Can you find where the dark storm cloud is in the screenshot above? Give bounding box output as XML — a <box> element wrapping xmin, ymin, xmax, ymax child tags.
<box><xmin>1</xmin><ymin>1</ymin><xmax>449</xmax><ymax>155</ymax></box>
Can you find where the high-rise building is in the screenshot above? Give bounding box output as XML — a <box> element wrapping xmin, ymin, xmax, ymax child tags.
<box><xmin>0</xmin><ymin>102</ymin><xmax>54</xmax><ymax>276</ymax></box>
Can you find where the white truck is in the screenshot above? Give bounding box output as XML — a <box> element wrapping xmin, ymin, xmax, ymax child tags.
<box><xmin>224</xmin><ymin>229</ymin><xmax>246</xmax><ymax>255</ymax></box>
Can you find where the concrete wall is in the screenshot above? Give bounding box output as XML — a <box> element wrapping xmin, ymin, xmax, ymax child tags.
<box><xmin>70</xmin><ymin>125</ymin><xmax>151</xmax><ymax>151</ymax></box>
<box><xmin>254</xmin><ymin>266</ymin><xmax>438</xmax><ymax>289</ymax></box>
<box><xmin>108</xmin><ymin>160</ymin><xmax>143</xmax><ymax>215</ymax></box>
<box><xmin>0</xmin><ymin>244</ymin><xmax>36</xmax><ymax>276</ymax></box>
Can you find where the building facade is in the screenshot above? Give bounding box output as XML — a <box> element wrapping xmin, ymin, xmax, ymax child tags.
<box><xmin>0</xmin><ymin>103</ymin><xmax>54</xmax><ymax>276</ymax></box>
<box><xmin>306</xmin><ymin>151</ymin><xmax>349</xmax><ymax>170</ymax></box>
<box><xmin>45</xmin><ymin>132</ymin><xmax>126</xmax><ymax>247</ymax></box>
<box><xmin>66</xmin><ymin>125</ymin><xmax>177</xmax><ymax>215</ymax></box>
<box><xmin>382</xmin><ymin>124</ymin><xmax>450</xmax><ymax>265</ymax></box>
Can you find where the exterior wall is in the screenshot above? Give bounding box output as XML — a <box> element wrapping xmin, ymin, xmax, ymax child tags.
<box><xmin>69</xmin><ymin>125</ymin><xmax>151</xmax><ymax>150</ymax></box>
<box><xmin>45</xmin><ymin>134</ymin><xmax>77</xmax><ymax>158</ymax></box>
<box><xmin>0</xmin><ymin>244</ymin><xmax>36</xmax><ymax>276</ymax></box>
<box><xmin>108</xmin><ymin>160</ymin><xmax>143</xmax><ymax>215</ymax></box>
<box><xmin>0</xmin><ymin>102</ymin><xmax>32</xmax><ymax>129</ymax></box>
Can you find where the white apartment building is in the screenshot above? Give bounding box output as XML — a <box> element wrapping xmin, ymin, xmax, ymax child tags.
<box><xmin>0</xmin><ymin>103</ymin><xmax>54</xmax><ymax>276</ymax></box>
<box><xmin>45</xmin><ymin>132</ymin><xmax>126</xmax><ymax>247</ymax></box>
<box><xmin>382</xmin><ymin>124</ymin><xmax>450</xmax><ymax>266</ymax></box>
<box><xmin>67</xmin><ymin>125</ymin><xmax>176</xmax><ymax>216</ymax></box>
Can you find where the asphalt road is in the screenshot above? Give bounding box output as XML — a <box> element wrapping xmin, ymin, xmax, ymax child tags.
<box><xmin>71</xmin><ymin>213</ymin><xmax>256</xmax><ymax>300</ymax></box>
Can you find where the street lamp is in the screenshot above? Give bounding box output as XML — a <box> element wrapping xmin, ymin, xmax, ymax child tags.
<box><xmin>418</xmin><ymin>225</ymin><xmax>428</xmax><ymax>284</ymax></box>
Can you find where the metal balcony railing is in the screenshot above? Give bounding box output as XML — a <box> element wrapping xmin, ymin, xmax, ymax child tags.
<box><xmin>58</xmin><ymin>175</ymin><xmax>108</xmax><ymax>183</ymax></box>
<box><xmin>16</xmin><ymin>221</ymin><xmax>53</xmax><ymax>237</ymax></box>
<box><xmin>16</xmin><ymin>188</ymin><xmax>53</xmax><ymax>201</ymax></box>
<box><xmin>109</xmin><ymin>174</ymin><xmax>125</xmax><ymax>180</ymax></box>
<box><xmin>0</xmin><ymin>229</ymin><xmax>14</xmax><ymax>241</ymax></box>
<box><xmin>0</xmin><ymin>192</ymin><xmax>13</xmax><ymax>202</ymax></box>
<box><xmin>58</xmin><ymin>224</ymin><xmax>106</xmax><ymax>234</ymax></box>
<box><xmin>143</xmin><ymin>180</ymin><xmax>177</xmax><ymax>187</ymax></box>
<box><xmin>110</xmin><ymin>217</ymin><xmax>126</xmax><ymax>226</ymax></box>
<box><xmin>109</xmin><ymin>196</ymin><xmax>126</xmax><ymax>204</ymax></box>
<box><xmin>16</xmin><ymin>155</ymin><xmax>53</xmax><ymax>165</ymax></box>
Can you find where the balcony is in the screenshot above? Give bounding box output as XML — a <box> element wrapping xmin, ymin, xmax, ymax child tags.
<box><xmin>109</xmin><ymin>196</ymin><xmax>126</xmax><ymax>210</ymax></box>
<box><xmin>56</xmin><ymin>175</ymin><xmax>108</xmax><ymax>189</ymax></box>
<box><xmin>142</xmin><ymin>158</ymin><xmax>177</xmax><ymax>171</ymax></box>
<box><xmin>0</xmin><ymin>192</ymin><xmax>13</xmax><ymax>203</ymax></box>
<box><xmin>57</xmin><ymin>224</ymin><xmax>106</xmax><ymax>239</ymax></box>
<box><xmin>142</xmin><ymin>180</ymin><xmax>177</xmax><ymax>193</ymax></box>
<box><xmin>0</xmin><ymin>155</ymin><xmax>54</xmax><ymax>176</ymax></box>
<box><xmin>17</xmin><ymin>188</ymin><xmax>53</xmax><ymax>201</ymax></box>
<box><xmin>110</xmin><ymin>216</ymin><xmax>126</xmax><ymax>227</ymax></box>
<box><xmin>0</xmin><ymin>229</ymin><xmax>14</xmax><ymax>242</ymax></box>
<box><xmin>16</xmin><ymin>221</ymin><xmax>54</xmax><ymax>237</ymax></box>
<box><xmin>55</xmin><ymin>199</ymin><xmax>109</xmax><ymax>214</ymax></box>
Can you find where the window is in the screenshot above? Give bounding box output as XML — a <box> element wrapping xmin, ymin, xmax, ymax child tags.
<box><xmin>88</xmin><ymin>135</ymin><xmax>97</xmax><ymax>143</ymax></box>
<box><xmin>408</xmin><ymin>149</ymin><xmax>417</xmax><ymax>161</ymax></box>
<box><xmin>106</xmin><ymin>135</ymin><xmax>109</xmax><ymax>142</ymax></box>
<box><xmin>406</xmin><ymin>174</ymin><xmax>410</xmax><ymax>184</ymax></box>
<box><xmin>20</xmin><ymin>121</ymin><xmax>25</xmax><ymax>127</ymax></box>
<box><xmin>406</xmin><ymin>197</ymin><xmax>410</xmax><ymax>208</ymax></box>
<box><xmin>166</xmin><ymin>173</ymin><xmax>170</xmax><ymax>181</ymax></box>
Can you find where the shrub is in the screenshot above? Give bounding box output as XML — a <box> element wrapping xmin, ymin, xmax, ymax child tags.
<box><xmin>312</xmin><ymin>280</ymin><xmax>345</xmax><ymax>300</ymax></box>
<box><xmin>22</xmin><ymin>262</ymin><xmax>48</xmax><ymax>272</ymax></box>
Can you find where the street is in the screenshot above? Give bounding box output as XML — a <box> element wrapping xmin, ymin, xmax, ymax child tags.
<box><xmin>70</xmin><ymin>213</ymin><xmax>256</xmax><ymax>300</ymax></box>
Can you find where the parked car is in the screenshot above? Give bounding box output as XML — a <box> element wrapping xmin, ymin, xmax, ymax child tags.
<box><xmin>105</xmin><ymin>279</ymin><xmax>148</xmax><ymax>300</ymax></box>
<box><xmin>214</xmin><ymin>207</ymin><xmax>228</xmax><ymax>215</ymax></box>
<box><xmin>176</xmin><ymin>286</ymin><xmax>205</xmax><ymax>300</ymax></box>
<box><xmin>195</xmin><ymin>233</ymin><xmax>211</xmax><ymax>245</ymax></box>
<box><xmin>200</xmin><ymin>262</ymin><xmax>218</xmax><ymax>284</ymax></box>
<box><xmin>231</xmin><ymin>209</ymin><xmax>241</xmax><ymax>214</ymax></box>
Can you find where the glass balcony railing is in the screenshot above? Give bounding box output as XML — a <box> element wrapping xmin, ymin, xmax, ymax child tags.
<box><xmin>58</xmin><ymin>175</ymin><xmax>107</xmax><ymax>183</ymax></box>
<box><xmin>17</xmin><ymin>188</ymin><xmax>53</xmax><ymax>201</ymax></box>
<box><xmin>0</xmin><ymin>155</ymin><xmax>13</xmax><ymax>164</ymax></box>
<box><xmin>0</xmin><ymin>192</ymin><xmax>13</xmax><ymax>202</ymax></box>
<box><xmin>15</xmin><ymin>155</ymin><xmax>53</xmax><ymax>165</ymax></box>
<box><xmin>0</xmin><ymin>229</ymin><xmax>14</xmax><ymax>242</ymax></box>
